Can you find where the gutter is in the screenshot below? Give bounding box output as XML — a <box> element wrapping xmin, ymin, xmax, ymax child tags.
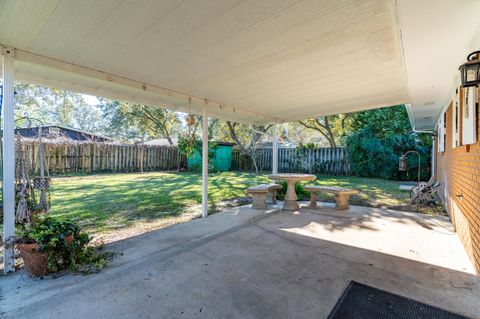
<box><xmin>413</xmin><ymin>129</ymin><xmax>435</xmax><ymax>134</ymax></box>
<box><xmin>405</xmin><ymin>104</ymin><xmax>437</xmax><ymax>133</ymax></box>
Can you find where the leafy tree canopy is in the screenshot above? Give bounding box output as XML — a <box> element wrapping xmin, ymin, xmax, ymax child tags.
<box><xmin>12</xmin><ymin>83</ymin><xmax>184</xmax><ymax>144</ymax></box>
<box><xmin>14</xmin><ymin>83</ymin><xmax>106</xmax><ymax>133</ymax></box>
<box><xmin>343</xmin><ymin>105</ymin><xmax>432</xmax><ymax>180</ymax></box>
<box><xmin>97</xmin><ymin>99</ymin><xmax>182</xmax><ymax>143</ymax></box>
<box><xmin>346</xmin><ymin>105</ymin><xmax>412</xmax><ymax>138</ymax></box>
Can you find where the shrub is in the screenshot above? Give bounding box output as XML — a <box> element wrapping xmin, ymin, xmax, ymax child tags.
<box><xmin>178</xmin><ymin>135</ymin><xmax>218</xmax><ymax>172</ymax></box>
<box><xmin>275</xmin><ymin>181</ymin><xmax>310</xmax><ymax>201</ymax></box>
<box><xmin>345</xmin><ymin>126</ymin><xmax>431</xmax><ymax>180</ymax></box>
<box><xmin>16</xmin><ymin>216</ymin><xmax>110</xmax><ymax>273</ymax></box>
<box><xmin>178</xmin><ymin>136</ymin><xmax>218</xmax><ymax>159</ymax></box>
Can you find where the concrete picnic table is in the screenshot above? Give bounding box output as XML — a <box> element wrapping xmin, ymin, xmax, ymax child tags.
<box><xmin>268</xmin><ymin>173</ymin><xmax>316</xmax><ymax>210</ymax></box>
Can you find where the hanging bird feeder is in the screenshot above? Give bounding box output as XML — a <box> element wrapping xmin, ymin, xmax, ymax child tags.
<box><xmin>398</xmin><ymin>150</ymin><xmax>421</xmax><ymax>183</ymax></box>
<box><xmin>186</xmin><ymin>114</ymin><xmax>196</xmax><ymax>126</ymax></box>
<box><xmin>185</xmin><ymin>97</ymin><xmax>196</xmax><ymax>126</ymax></box>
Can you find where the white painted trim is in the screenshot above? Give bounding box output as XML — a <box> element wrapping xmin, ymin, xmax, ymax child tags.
<box><xmin>8</xmin><ymin>47</ymin><xmax>281</xmax><ymax>124</ymax></box>
<box><xmin>1</xmin><ymin>46</ymin><xmax>15</xmax><ymax>273</ymax></box>
<box><xmin>201</xmin><ymin>106</ymin><xmax>208</xmax><ymax>219</ymax></box>
<box><xmin>272</xmin><ymin>124</ymin><xmax>278</xmax><ymax>174</ymax></box>
<box><xmin>438</xmin><ymin>114</ymin><xmax>445</xmax><ymax>153</ymax></box>
<box><xmin>452</xmin><ymin>88</ymin><xmax>460</xmax><ymax>148</ymax></box>
<box><xmin>462</xmin><ymin>86</ymin><xmax>477</xmax><ymax>145</ymax></box>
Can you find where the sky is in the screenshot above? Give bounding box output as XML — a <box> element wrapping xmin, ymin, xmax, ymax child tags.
<box><xmin>81</xmin><ymin>94</ymin><xmax>100</xmax><ymax>105</ymax></box>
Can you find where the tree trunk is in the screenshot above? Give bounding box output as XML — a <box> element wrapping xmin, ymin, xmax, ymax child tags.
<box><xmin>298</xmin><ymin>117</ymin><xmax>337</xmax><ymax>148</ymax></box>
<box><xmin>165</xmin><ymin>135</ymin><xmax>174</xmax><ymax>146</ymax></box>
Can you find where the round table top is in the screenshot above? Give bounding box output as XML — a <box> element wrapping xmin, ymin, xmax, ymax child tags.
<box><xmin>268</xmin><ymin>173</ymin><xmax>316</xmax><ymax>181</ymax></box>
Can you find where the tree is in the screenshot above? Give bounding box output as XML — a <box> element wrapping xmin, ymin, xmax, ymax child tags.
<box><xmin>347</xmin><ymin>105</ymin><xmax>412</xmax><ymax>138</ymax></box>
<box><xmin>14</xmin><ymin>83</ymin><xmax>108</xmax><ymax>133</ymax></box>
<box><xmin>207</xmin><ymin>118</ymin><xmax>220</xmax><ymax>140</ymax></box>
<box><xmin>297</xmin><ymin>114</ymin><xmax>351</xmax><ymax>147</ymax></box>
<box><xmin>344</xmin><ymin>105</ymin><xmax>432</xmax><ymax>180</ymax></box>
<box><xmin>13</xmin><ymin>84</ymin><xmax>183</xmax><ymax>143</ymax></box>
<box><xmin>226</xmin><ymin>121</ymin><xmax>272</xmax><ymax>174</ymax></box>
<box><xmin>98</xmin><ymin>99</ymin><xmax>181</xmax><ymax>143</ymax></box>
<box><xmin>128</xmin><ymin>104</ymin><xmax>180</xmax><ymax>145</ymax></box>
<box><xmin>298</xmin><ymin>116</ymin><xmax>337</xmax><ymax>147</ymax></box>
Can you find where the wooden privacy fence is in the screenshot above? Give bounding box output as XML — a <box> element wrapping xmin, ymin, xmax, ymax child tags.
<box><xmin>231</xmin><ymin>147</ymin><xmax>350</xmax><ymax>175</ymax></box>
<box><xmin>9</xmin><ymin>141</ymin><xmax>349</xmax><ymax>175</ymax></box>
<box><xmin>16</xmin><ymin>141</ymin><xmax>187</xmax><ymax>175</ymax></box>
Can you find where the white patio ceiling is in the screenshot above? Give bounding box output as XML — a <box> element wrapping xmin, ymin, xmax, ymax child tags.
<box><xmin>1</xmin><ymin>0</ymin><xmax>480</xmax><ymax>128</ymax></box>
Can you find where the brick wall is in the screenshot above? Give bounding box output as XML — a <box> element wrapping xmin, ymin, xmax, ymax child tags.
<box><xmin>436</xmin><ymin>86</ymin><xmax>480</xmax><ymax>273</ymax></box>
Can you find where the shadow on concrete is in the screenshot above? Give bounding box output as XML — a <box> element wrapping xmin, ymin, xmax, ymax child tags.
<box><xmin>2</xmin><ymin>206</ymin><xmax>478</xmax><ymax>318</ymax></box>
<box><xmin>247</xmin><ymin>215</ymin><xmax>479</xmax><ymax>317</ymax></box>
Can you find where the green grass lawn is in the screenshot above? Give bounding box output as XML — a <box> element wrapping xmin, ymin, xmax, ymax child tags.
<box><xmin>49</xmin><ymin>171</ymin><xmax>269</xmax><ymax>234</ymax></box>
<box><xmin>45</xmin><ymin>171</ymin><xmax>442</xmax><ymax>235</ymax></box>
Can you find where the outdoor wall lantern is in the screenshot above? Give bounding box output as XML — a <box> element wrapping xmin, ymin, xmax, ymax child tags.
<box><xmin>459</xmin><ymin>50</ymin><xmax>480</xmax><ymax>87</ymax></box>
<box><xmin>399</xmin><ymin>151</ymin><xmax>421</xmax><ymax>183</ymax></box>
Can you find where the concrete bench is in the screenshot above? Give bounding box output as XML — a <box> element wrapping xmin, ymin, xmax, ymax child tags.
<box><xmin>247</xmin><ymin>183</ymin><xmax>282</xmax><ymax>209</ymax></box>
<box><xmin>304</xmin><ymin>185</ymin><xmax>359</xmax><ymax>210</ymax></box>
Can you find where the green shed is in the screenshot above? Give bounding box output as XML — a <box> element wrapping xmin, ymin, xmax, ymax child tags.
<box><xmin>187</xmin><ymin>141</ymin><xmax>234</xmax><ymax>171</ymax></box>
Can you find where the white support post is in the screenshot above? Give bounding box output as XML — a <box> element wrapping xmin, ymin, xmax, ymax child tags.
<box><xmin>2</xmin><ymin>46</ymin><xmax>15</xmax><ymax>273</ymax></box>
<box><xmin>201</xmin><ymin>106</ymin><xmax>208</xmax><ymax>218</ymax></box>
<box><xmin>272</xmin><ymin>124</ymin><xmax>278</xmax><ymax>174</ymax></box>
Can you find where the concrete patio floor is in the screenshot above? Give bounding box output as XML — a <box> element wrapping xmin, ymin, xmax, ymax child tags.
<box><xmin>1</xmin><ymin>203</ymin><xmax>479</xmax><ymax>318</ymax></box>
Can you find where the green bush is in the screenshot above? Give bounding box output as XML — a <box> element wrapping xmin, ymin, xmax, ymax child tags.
<box><xmin>275</xmin><ymin>181</ymin><xmax>310</xmax><ymax>201</ymax></box>
<box><xmin>345</xmin><ymin>127</ymin><xmax>431</xmax><ymax>180</ymax></box>
<box><xmin>178</xmin><ymin>135</ymin><xmax>218</xmax><ymax>172</ymax></box>
<box><xmin>189</xmin><ymin>161</ymin><xmax>217</xmax><ymax>173</ymax></box>
<box><xmin>178</xmin><ymin>135</ymin><xmax>218</xmax><ymax>159</ymax></box>
<box><xmin>16</xmin><ymin>216</ymin><xmax>110</xmax><ymax>273</ymax></box>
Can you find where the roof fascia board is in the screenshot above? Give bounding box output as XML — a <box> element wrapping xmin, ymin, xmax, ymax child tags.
<box><xmin>15</xmin><ymin>72</ymin><xmax>263</xmax><ymax>125</ymax></box>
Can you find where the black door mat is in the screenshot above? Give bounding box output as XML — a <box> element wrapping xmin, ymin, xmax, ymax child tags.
<box><xmin>327</xmin><ymin>281</ymin><xmax>471</xmax><ymax>319</ymax></box>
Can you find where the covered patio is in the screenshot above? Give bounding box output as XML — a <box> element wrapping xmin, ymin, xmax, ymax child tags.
<box><xmin>2</xmin><ymin>0</ymin><xmax>480</xmax><ymax>270</ymax></box>
<box><xmin>1</xmin><ymin>0</ymin><xmax>480</xmax><ymax>317</ymax></box>
<box><xmin>1</xmin><ymin>203</ymin><xmax>478</xmax><ymax>318</ymax></box>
